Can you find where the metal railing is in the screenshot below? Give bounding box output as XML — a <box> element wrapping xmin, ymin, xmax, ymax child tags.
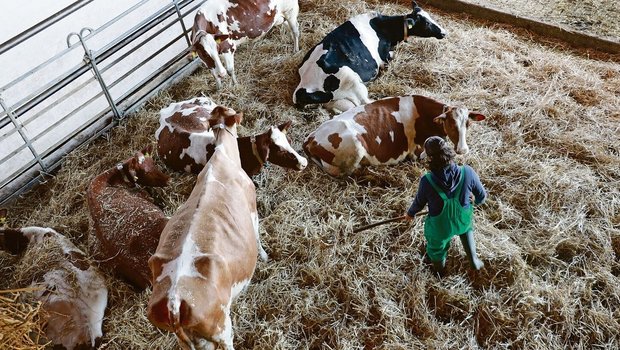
<box><xmin>0</xmin><ymin>0</ymin><xmax>206</xmax><ymax>205</ymax></box>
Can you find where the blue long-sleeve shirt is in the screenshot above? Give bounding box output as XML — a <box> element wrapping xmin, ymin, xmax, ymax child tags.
<box><xmin>407</xmin><ymin>162</ymin><xmax>487</xmax><ymax>217</ymax></box>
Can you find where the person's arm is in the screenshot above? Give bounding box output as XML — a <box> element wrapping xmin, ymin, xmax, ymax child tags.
<box><xmin>404</xmin><ymin>176</ymin><xmax>429</xmax><ymax>219</ymax></box>
<box><xmin>468</xmin><ymin>166</ymin><xmax>487</xmax><ymax>205</ymax></box>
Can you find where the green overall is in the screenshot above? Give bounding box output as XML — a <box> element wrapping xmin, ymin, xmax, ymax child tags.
<box><xmin>424</xmin><ymin>166</ymin><xmax>473</xmax><ymax>262</ymax></box>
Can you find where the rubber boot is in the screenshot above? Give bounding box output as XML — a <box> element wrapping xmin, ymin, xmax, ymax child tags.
<box><xmin>431</xmin><ymin>258</ymin><xmax>446</xmax><ymax>277</ymax></box>
<box><xmin>459</xmin><ymin>231</ymin><xmax>484</xmax><ymax>270</ymax></box>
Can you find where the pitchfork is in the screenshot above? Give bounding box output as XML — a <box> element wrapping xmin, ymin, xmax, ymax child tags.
<box><xmin>352</xmin><ymin>211</ymin><xmax>428</xmax><ymax>233</ymax></box>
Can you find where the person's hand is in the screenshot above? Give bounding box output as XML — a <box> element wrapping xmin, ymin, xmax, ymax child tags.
<box><xmin>402</xmin><ymin>213</ymin><xmax>414</xmax><ymax>221</ymax></box>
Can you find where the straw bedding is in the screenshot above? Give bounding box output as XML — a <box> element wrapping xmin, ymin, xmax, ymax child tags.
<box><xmin>1</xmin><ymin>0</ymin><xmax>619</xmax><ymax>348</ymax></box>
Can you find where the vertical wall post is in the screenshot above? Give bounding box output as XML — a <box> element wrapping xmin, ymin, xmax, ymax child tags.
<box><xmin>67</xmin><ymin>28</ymin><xmax>124</xmax><ymax>121</ymax></box>
<box><xmin>0</xmin><ymin>94</ymin><xmax>47</xmax><ymax>171</ymax></box>
<box><xmin>173</xmin><ymin>0</ymin><xmax>192</xmax><ymax>46</ymax></box>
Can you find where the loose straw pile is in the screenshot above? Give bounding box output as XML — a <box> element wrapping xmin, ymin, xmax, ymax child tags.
<box><xmin>0</xmin><ymin>288</ymin><xmax>47</xmax><ymax>350</ymax></box>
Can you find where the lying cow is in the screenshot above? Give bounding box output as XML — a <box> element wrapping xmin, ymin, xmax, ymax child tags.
<box><xmin>303</xmin><ymin>95</ymin><xmax>486</xmax><ymax>176</ymax></box>
<box><xmin>148</xmin><ymin>106</ymin><xmax>266</xmax><ymax>350</ymax></box>
<box><xmin>293</xmin><ymin>1</ymin><xmax>446</xmax><ymax>112</ymax></box>
<box><xmin>0</xmin><ymin>211</ymin><xmax>108</xmax><ymax>350</ymax></box>
<box><xmin>156</xmin><ymin>97</ymin><xmax>307</xmax><ymax>175</ymax></box>
<box><xmin>87</xmin><ymin>146</ymin><xmax>170</xmax><ymax>290</ymax></box>
<box><xmin>192</xmin><ymin>0</ymin><xmax>300</xmax><ymax>89</ymax></box>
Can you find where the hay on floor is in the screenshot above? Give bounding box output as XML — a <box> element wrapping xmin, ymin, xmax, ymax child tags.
<box><xmin>1</xmin><ymin>0</ymin><xmax>619</xmax><ymax>349</ymax></box>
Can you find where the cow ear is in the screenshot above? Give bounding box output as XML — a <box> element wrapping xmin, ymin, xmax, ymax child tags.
<box><xmin>412</xmin><ymin>1</ymin><xmax>419</xmax><ymax>9</ymax></box>
<box><xmin>278</xmin><ymin>120</ymin><xmax>292</xmax><ymax>133</ymax></box>
<box><xmin>214</xmin><ymin>34</ymin><xmax>229</xmax><ymax>44</ymax></box>
<box><xmin>141</xmin><ymin>144</ymin><xmax>153</xmax><ymax>158</ymax></box>
<box><xmin>256</xmin><ymin>133</ymin><xmax>270</xmax><ymax>161</ymax></box>
<box><xmin>433</xmin><ymin>114</ymin><xmax>446</xmax><ymax>124</ymax></box>
<box><xmin>406</xmin><ymin>18</ymin><xmax>414</xmax><ymax>30</ymax></box>
<box><xmin>468</xmin><ymin>112</ymin><xmax>486</xmax><ymax>121</ymax></box>
<box><xmin>224</xmin><ymin>112</ymin><xmax>243</xmax><ymax>127</ymax></box>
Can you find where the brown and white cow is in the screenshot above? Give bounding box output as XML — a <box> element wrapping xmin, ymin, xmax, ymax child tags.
<box><xmin>192</xmin><ymin>0</ymin><xmax>300</xmax><ymax>89</ymax></box>
<box><xmin>148</xmin><ymin>106</ymin><xmax>266</xmax><ymax>350</ymax></box>
<box><xmin>0</xmin><ymin>212</ymin><xmax>108</xmax><ymax>350</ymax></box>
<box><xmin>155</xmin><ymin>97</ymin><xmax>307</xmax><ymax>175</ymax></box>
<box><xmin>87</xmin><ymin>146</ymin><xmax>170</xmax><ymax>290</ymax></box>
<box><xmin>303</xmin><ymin>95</ymin><xmax>486</xmax><ymax>176</ymax></box>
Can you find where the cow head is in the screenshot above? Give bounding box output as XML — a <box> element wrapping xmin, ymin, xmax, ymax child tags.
<box><xmin>192</xmin><ymin>30</ymin><xmax>229</xmax><ymax>78</ymax></box>
<box><xmin>0</xmin><ymin>227</ymin><xmax>29</xmax><ymax>255</ymax></box>
<box><xmin>122</xmin><ymin>145</ymin><xmax>170</xmax><ymax>187</ymax></box>
<box><xmin>433</xmin><ymin>107</ymin><xmax>485</xmax><ymax>155</ymax></box>
<box><xmin>209</xmin><ymin>106</ymin><xmax>243</xmax><ymax>126</ymax></box>
<box><xmin>405</xmin><ymin>1</ymin><xmax>446</xmax><ymax>39</ymax></box>
<box><xmin>0</xmin><ymin>212</ymin><xmax>55</xmax><ymax>255</ymax></box>
<box><xmin>209</xmin><ymin>106</ymin><xmax>243</xmax><ymax>139</ymax></box>
<box><xmin>260</xmin><ymin>121</ymin><xmax>308</xmax><ymax>171</ymax></box>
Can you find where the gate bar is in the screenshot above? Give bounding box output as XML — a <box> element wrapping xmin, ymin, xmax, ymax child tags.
<box><xmin>0</xmin><ymin>95</ymin><xmax>46</xmax><ymax>171</ymax></box>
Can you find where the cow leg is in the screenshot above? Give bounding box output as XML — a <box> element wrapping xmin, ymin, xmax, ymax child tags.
<box><xmin>221</xmin><ymin>52</ymin><xmax>237</xmax><ymax>85</ymax></box>
<box><xmin>284</xmin><ymin>7</ymin><xmax>300</xmax><ymax>52</ymax></box>
<box><xmin>215</xmin><ymin>311</ymin><xmax>235</xmax><ymax>350</ymax></box>
<box><xmin>194</xmin><ymin>338</ymin><xmax>216</xmax><ymax>350</ymax></box>
<box><xmin>325</xmin><ymin>99</ymin><xmax>356</xmax><ymax>114</ymax></box>
<box><xmin>210</xmin><ymin>68</ymin><xmax>223</xmax><ymax>90</ymax></box>
<box><xmin>320</xmin><ymin>161</ymin><xmax>342</xmax><ymax>177</ymax></box>
<box><xmin>252</xmin><ymin>212</ymin><xmax>268</xmax><ymax>262</ymax></box>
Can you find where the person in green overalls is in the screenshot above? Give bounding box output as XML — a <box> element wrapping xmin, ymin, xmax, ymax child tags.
<box><xmin>403</xmin><ymin>136</ymin><xmax>487</xmax><ymax>275</ymax></box>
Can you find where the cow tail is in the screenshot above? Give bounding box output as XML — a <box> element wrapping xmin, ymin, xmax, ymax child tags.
<box><xmin>170</xmin><ymin>297</ymin><xmax>193</xmax><ymax>348</ymax></box>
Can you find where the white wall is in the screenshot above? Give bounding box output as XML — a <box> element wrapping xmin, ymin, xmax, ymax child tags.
<box><xmin>0</xmin><ymin>0</ymin><xmax>201</xmax><ymax>200</ymax></box>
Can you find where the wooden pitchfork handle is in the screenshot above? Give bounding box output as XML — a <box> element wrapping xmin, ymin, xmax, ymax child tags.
<box><xmin>352</xmin><ymin>211</ymin><xmax>428</xmax><ymax>233</ymax></box>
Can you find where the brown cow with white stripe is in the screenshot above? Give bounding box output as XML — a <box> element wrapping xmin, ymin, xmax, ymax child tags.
<box><xmin>155</xmin><ymin>97</ymin><xmax>307</xmax><ymax>175</ymax></box>
<box><xmin>303</xmin><ymin>95</ymin><xmax>486</xmax><ymax>176</ymax></box>
<box><xmin>192</xmin><ymin>0</ymin><xmax>300</xmax><ymax>89</ymax></box>
<box><xmin>147</xmin><ymin>106</ymin><xmax>266</xmax><ymax>350</ymax></box>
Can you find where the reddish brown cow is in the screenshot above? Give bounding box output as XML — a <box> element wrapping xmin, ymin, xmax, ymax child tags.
<box><xmin>0</xmin><ymin>211</ymin><xmax>108</xmax><ymax>350</ymax></box>
<box><xmin>155</xmin><ymin>97</ymin><xmax>307</xmax><ymax>175</ymax></box>
<box><xmin>87</xmin><ymin>146</ymin><xmax>170</xmax><ymax>290</ymax></box>
<box><xmin>192</xmin><ymin>0</ymin><xmax>300</xmax><ymax>89</ymax></box>
<box><xmin>148</xmin><ymin>106</ymin><xmax>266</xmax><ymax>350</ymax></box>
<box><xmin>303</xmin><ymin>95</ymin><xmax>486</xmax><ymax>176</ymax></box>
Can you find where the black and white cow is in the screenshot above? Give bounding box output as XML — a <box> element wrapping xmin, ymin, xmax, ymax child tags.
<box><xmin>293</xmin><ymin>1</ymin><xmax>446</xmax><ymax>112</ymax></box>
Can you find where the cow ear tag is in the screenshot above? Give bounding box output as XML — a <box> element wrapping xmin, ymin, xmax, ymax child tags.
<box><xmin>190</xmin><ymin>51</ymin><xmax>198</xmax><ymax>59</ymax></box>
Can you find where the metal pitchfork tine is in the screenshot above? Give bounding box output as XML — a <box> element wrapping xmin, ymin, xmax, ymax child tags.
<box><xmin>352</xmin><ymin>211</ymin><xmax>428</xmax><ymax>233</ymax></box>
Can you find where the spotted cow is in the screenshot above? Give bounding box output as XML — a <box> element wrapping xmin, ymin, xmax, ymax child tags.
<box><xmin>293</xmin><ymin>1</ymin><xmax>446</xmax><ymax>112</ymax></box>
<box><xmin>147</xmin><ymin>106</ymin><xmax>266</xmax><ymax>350</ymax></box>
<box><xmin>156</xmin><ymin>97</ymin><xmax>307</xmax><ymax>176</ymax></box>
<box><xmin>87</xmin><ymin>146</ymin><xmax>170</xmax><ymax>290</ymax></box>
<box><xmin>192</xmin><ymin>0</ymin><xmax>300</xmax><ymax>89</ymax></box>
<box><xmin>0</xmin><ymin>213</ymin><xmax>108</xmax><ymax>350</ymax></box>
<box><xmin>303</xmin><ymin>95</ymin><xmax>486</xmax><ymax>176</ymax></box>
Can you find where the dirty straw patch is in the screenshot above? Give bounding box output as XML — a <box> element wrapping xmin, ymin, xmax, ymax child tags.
<box><xmin>2</xmin><ymin>0</ymin><xmax>620</xmax><ymax>349</ymax></box>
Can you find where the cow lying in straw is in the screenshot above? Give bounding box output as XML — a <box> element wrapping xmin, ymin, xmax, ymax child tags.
<box><xmin>0</xmin><ymin>209</ymin><xmax>108</xmax><ymax>350</ymax></box>
<box><xmin>148</xmin><ymin>106</ymin><xmax>266</xmax><ymax>350</ymax></box>
<box><xmin>303</xmin><ymin>95</ymin><xmax>486</xmax><ymax>176</ymax></box>
<box><xmin>87</xmin><ymin>146</ymin><xmax>170</xmax><ymax>290</ymax></box>
<box><xmin>156</xmin><ymin>97</ymin><xmax>307</xmax><ymax>175</ymax></box>
<box><xmin>293</xmin><ymin>1</ymin><xmax>446</xmax><ymax>112</ymax></box>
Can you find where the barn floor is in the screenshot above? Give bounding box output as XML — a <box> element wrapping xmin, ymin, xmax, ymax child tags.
<box><xmin>458</xmin><ymin>0</ymin><xmax>620</xmax><ymax>41</ymax></box>
<box><xmin>1</xmin><ymin>0</ymin><xmax>620</xmax><ymax>349</ymax></box>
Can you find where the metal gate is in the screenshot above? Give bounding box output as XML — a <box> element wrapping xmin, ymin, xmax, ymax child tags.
<box><xmin>0</xmin><ymin>0</ymin><xmax>206</xmax><ymax>205</ymax></box>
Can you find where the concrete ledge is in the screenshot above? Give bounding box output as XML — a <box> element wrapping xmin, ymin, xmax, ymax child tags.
<box><xmin>416</xmin><ymin>0</ymin><xmax>620</xmax><ymax>55</ymax></box>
